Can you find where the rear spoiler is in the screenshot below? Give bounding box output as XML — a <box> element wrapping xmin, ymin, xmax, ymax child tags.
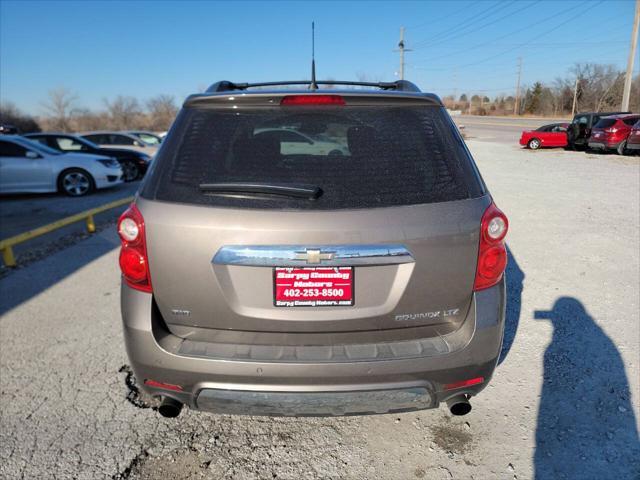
<box><xmin>206</xmin><ymin>80</ymin><xmax>422</xmax><ymax>93</ymax></box>
<box><xmin>185</xmin><ymin>80</ymin><xmax>443</xmax><ymax>108</ymax></box>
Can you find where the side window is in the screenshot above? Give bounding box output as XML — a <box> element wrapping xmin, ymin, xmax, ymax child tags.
<box><xmin>281</xmin><ymin>131</ymin><xmax>310</xmax><ymax>143</ymax></box>
<box><xmin>623</xmin><ymin>118</ymin><xmax>639</xmax><ymax>126</ymax></box>
<box><xmin>0</xmin><ymin>140</ymin><xmax>28</xmax><ymax>157</ymax></box>
<box><xmin>577</xmin><ymin>116</ymin><xmax>588</xmax><ymax>125</ymax></box>
<box><xmin>110</xmin><ymin>134</ymin><xmax>135</xmax><ymax>145</ymax></box>
<box><xmin>56</xmin><ymin>137</ymin><xmax>86</xmax><ymax>151</ymax></box>
<box><xmin>552</xmin><ymin>126</ymin><xmax>566</xmax><ymax>133</ymax></box>
<box><xmin>84</xmin><ymin>134</ymin><xmax>104</xmax><ymax>144</ymax></box>
<box><xmin>28</xmin><ymin>137</ymin><xmax>49</xmax><ymax>147</ymax></box>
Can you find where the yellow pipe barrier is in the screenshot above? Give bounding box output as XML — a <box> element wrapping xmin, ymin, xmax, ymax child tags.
<box><xmin>0</xmin><ymin>196</ymin><xmax>134</xmax><ymax>267</ymax></box>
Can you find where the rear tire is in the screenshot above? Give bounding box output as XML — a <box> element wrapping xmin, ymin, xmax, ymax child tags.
<box><xmin>58</xmin><ymin>168</ymin><xmax>94</xmax><ymax>197</ymax></box>
<box><xmin>527</xmin><ymin>138</ymin><xmax>541</xmax><ymax>150</ymax></box>
<box><xmin>121</xmin><ymin>160</ymin><xmax>140</xmax><ymax>182</ymax></box>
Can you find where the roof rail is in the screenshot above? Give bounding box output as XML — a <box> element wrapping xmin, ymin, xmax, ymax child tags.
<box><xmin>205</xmin><ymin>80</ymin><xmax>421</xmax><ymax>93</ymax></box>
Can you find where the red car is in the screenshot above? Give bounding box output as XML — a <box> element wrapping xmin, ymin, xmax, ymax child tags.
<box><xmin>519</xmin><ymin>123</ymin><xmax>569</xmax><ymax>150</ymax></box>
<box><xmin>625</xmin><ymin>119</ymin><xmax>640</xmax><ymax>155</ymax></box>
<box><xmin>588</xmin><ymin>114</ymin><xmax>640</xmax><ymax>155</ymax></box>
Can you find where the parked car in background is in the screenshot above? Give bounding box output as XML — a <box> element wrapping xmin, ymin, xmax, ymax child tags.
<box><xmin>0</xmin><ymin>136</ymin><xmax>122</xmax><ymax>196</ymax></box>
<box><xmin>119</xmin><ymin>79</ymin><xmax>509</xmax><ymax>419</ymax></box>
<box><xmin>0</xmin><ymin>124</ymin><xmax>19</xmax><ymax>135</ymax></box>
<box><xmin>79</xmin><ymin>131</ymin><xmax>159</xmax><ymax>155</ymax></box>
<box><xmin>588</xmin><ymin>114</ymin><xmax>640</xmax><ymax>155</ymax></box>
<box><xmin>519</xmin><ymin>123</ymin><xmax>569</xmax><ymax>150</ymax></box>
<box><xmin>126</xmin><ymin>131</ymin><xmax>163</xmax><ymax>145</ymax></box>
<box><xmin>624</xmin><ymin>119</ymin><xmax>640</xmax><ymax>155</ymax></box>
<box><xmin>566</xmin><ymin>111</ymin><xmax>630</xmax><ymax>150</ymax></box>
<box><xmin>24</xmin><ymin>133</ymin><xmax>151</xmax><ymax>182</ymax></box>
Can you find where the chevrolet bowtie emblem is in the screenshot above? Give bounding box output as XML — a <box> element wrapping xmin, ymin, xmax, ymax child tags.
<box><xmin>295</xmin><ymin>249</ymin><xmax>335</xmax><ymax>264</ymax></box>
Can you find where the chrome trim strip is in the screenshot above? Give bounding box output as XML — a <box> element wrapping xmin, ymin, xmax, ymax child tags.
<box><xmin>213</xmin><ymin>245</ymin><xmax>414</xmax><ymax>267</ymax></box>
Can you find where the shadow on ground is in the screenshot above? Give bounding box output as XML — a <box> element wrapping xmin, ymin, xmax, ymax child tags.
<box><xmin>534</xmin><ymin>297</ymin><xmax>640</xmax><ymax>479</ymax></box>
<box><xmin>0</xmin><ymin>231</ymin><xmax>119</xmax><ymax>315</ymax></box>
<box><xmin>498</xmin><ymin>245</ymin><xmax>523</xmax><ymax>365</ymax></box>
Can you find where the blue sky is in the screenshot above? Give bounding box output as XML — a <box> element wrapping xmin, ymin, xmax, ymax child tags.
<box><xmin>0</xmin><ymin>0</ymin><xmax>636</xmax><ymax>114</ymax></box>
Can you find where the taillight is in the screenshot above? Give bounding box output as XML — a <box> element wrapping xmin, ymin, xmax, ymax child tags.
<box><xmin>144</xmin><ymin>379</ymin><xmax>183</xmax><ymax>391</ymax></box>
<box><xmin>280</xmin><ymin>95</ymin><xmax>345</xmax><ymax>106</ymax></box>
<box><xmin>117</xmin><ymin>204</ymin><xmax>152</xmax><ymax>293</ymax></box>
<box><xmin>474</xmin><ymin>202</ymin><xmax>508</xmax><ymax>291</ymax></box>
<box><xmin>444</xmin><ymin>376</ymin><xmax>485</xmax><ymax>390</ymax></box>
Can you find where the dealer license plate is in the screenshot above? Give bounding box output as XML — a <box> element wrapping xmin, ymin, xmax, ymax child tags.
<box><xmin>274</xmin><ymin>267</ymin><xmax>354</xmax><ymax>307</ymax></box>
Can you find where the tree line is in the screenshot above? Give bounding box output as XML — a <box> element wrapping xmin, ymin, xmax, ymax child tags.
<box><xmin>0</xmin><ymin>88</ymin><xmax>179</xmax><ymax>133</ymax></box>
<box><xmin>444</xmin><ymin>63</ymin><xmax>639</xmax><ymax>117</ymax></box>
<box><xmin>1</xmin><ymin>63</ymin><xmax>638</xmax><ymax>132</ymax></box>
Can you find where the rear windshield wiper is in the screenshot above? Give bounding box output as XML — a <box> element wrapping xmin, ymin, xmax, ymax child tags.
<box><xmin>199</xmin><ymin>182</ymin><xmax>323</xmax><ymax>200</ymax></box>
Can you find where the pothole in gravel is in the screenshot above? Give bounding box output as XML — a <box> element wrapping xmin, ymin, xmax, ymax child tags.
<box><xmin>120</xmin><ymin>417</ymin><xmax>367</xmax><ymax>480</ymax></box>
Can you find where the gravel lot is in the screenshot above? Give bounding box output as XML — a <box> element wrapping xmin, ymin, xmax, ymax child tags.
<box><xmin>1</xmin><ymin>140</ymin><xmax>638</xmax><ymax>479</ymax></box>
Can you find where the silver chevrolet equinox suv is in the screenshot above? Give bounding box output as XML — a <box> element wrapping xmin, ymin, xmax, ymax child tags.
<box><xmin>119</xmin><ymin>79</ymin><xmax>508</xmax><ymax>418</ymax></box>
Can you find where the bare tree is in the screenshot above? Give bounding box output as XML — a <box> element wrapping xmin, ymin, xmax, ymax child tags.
<box><xmin>41</xmin><ymin>87</ymin><xmax>77</xmax><ymax>132</ymax></box>
<box><xmin>104</xmin><ymin>96</ymin><xmax>141</xmax><ymax>130</ymax></box>
<box><xmin>145</xmin><ymin>94</ymin><xmax>177</xmax><ymax>131</ymax></box>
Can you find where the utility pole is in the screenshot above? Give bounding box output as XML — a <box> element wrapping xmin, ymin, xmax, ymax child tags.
<box><xmin>622</xmin><ymin>0</ymin><xmax>639</xmax><ymax>110</ymax></box>
<box><xmin>396</xmin><ymin>27</ymin><xmax>412</xmax><ymax>80</ymax></box>
<box><xmin>513</xmin><ymin>57</ymin><xmax>522</xmax><ymax>115</ymax></box>
<box><xmin>571</xmin><ymin>77</ymin><xmax>579</xmax><ymax>117</ymax></box>
<box><xmin>453</xmin><ymin>69</ymin><xmax>457</xmax><ymax>104</ymax></box>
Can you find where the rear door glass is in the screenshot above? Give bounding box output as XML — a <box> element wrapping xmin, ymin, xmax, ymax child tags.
<box><xmin>593</xmin><ymin>119</ymin><xmax>616</xmax><ymax>129</ymax></box>
<box><xmin>143</xmin><ymin>106</ymin><xmax>483</xmax><ymax>210</ymax></box>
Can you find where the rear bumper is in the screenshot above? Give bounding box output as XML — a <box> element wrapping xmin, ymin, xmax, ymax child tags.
<box><xmin>121</xmin><ymin>280</ymin><xmax>506</xmax><ymax>416</ymax></box>
<box><xmin>588</xmin><ymin>139</ymin><xmax>622</xmax><ymax>150</ymax></box>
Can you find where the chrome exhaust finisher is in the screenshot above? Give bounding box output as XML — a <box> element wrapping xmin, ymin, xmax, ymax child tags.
<box><xmin>446</xmin><ymin>394</ymin><xmax>472</xmax><ymax>416</ymax></box>
<box><xmin>158</xmin><ymin>396</ymin><xmax>183</xmax><ymax>418</ymax></box>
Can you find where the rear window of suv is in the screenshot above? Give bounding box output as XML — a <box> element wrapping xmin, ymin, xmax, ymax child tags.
<box><xmin>141</xmin><ymin>105</ymin><xmax>484</xmax><ymax>210</ymax></box>
<box><xmin>593</xmin><ymin>118</ymin><xmax>616</xmax><ymax>129</ymax></box>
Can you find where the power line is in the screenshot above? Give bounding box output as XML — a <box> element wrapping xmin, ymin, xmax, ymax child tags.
<box><xmin>406</xmin><ymin>0</ymin><xmax>483</xmax><ymax>30</ymax></box>
<box><xmin>413</xmin><ymin>0</ymin><xmax>539</xmax><ymax>51</ymax></box>
<box><xmin>411</xmin><ymin>1</ymin><xmax>510</xmax><ymax>49</ymax></box>
<box><xmin>413</xmin><ymin>6</ymin><xmax>622</xmax><ymax>65</ymax></box>
<box><xmin>408</xmin><ymin>0</ymin><xmax>606</xmax><ymax>72</ymax></box>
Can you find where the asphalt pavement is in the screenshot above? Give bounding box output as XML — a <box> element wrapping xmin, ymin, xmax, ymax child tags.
<box><xmin>0</xmin><ymin>140</ymin><xmax>638</xmax><ymax>479</ymax></box>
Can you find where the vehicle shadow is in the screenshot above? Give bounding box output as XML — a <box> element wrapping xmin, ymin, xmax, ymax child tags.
<box><xmin>534</xmin><ymin>298</ymin><xmax>639</xmax><ymax>479</ymax></box>
<box><xmin>0</xmin><ymin>230</ymin><xmax>119</xmax><ymax>316</ymax></box>
<box><xmin>498</xmin><ymin>245</ymin><xmax>523</xmax><ymax>365</ymax></box>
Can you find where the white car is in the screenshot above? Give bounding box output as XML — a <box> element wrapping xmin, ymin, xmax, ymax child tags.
<box><xmin>0</xmin><ymin>136</ymin><xmax>123</xmax><ymax>196</ymax></box>
<box><xmin>253</xmin><ymin>128</ymin><xmax>349</xmax><ymax>156</ymax></box>
<box><xmin>79</xmin><ymin>131</ymin><xmax>159</xmax><ymax>156</ymax></box>
<box><xmin>126</xmin><ymin>131</ymin><xmax>163</xmax><ymax>145</ymax></box>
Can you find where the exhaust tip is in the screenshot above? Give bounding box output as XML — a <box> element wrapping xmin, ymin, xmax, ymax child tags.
<box><xmin>446</xmin><ymin>395</ymin><xmax>472</xmax><ymax>416</ymax></box>
<box><xmin>158</xmin><ymin>396</ymin><xmax>183</xmax><ymax>418</ymax></box>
